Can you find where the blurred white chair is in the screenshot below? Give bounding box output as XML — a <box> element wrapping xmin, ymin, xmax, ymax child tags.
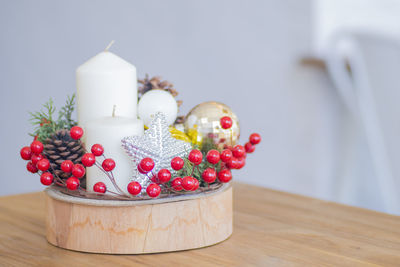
<box><xmin>325</xmin><ymin>31</ymin><xmax>400</xmax><ymax>214</ymax></box>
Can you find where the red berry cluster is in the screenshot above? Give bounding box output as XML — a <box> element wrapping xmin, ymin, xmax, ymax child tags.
<box><xmin>244</xmin><ymin>133</ymin><xmax>261</xmax><ymax>153</ymax></box>
<box><xmin>171</xmin><ymin>152</ymin><xmax>200</xmax><ymax>192</ymax></box>
<box><xmin>220</xmin><ymin>133</ymin><xmax>261</xmax><ymax>171</ymax></box>
<box><xmin>203</xmin><ymin>148</ymin><xmax>233</xmax><ymax>183</ymax></box>
<box><xmin>21</xmin><ymin>130</ymin><xmax>71</xmax><ymax>187</ymax></box>
<box><xmin>170</xmin><ymin>156</ymin><xmax>198</xmax><ymax>191</ymax></box>
<box><xmin>20</xmin><ymin>127</ymin><xmax>87</xmax><ymax>189</ymax></box>
<box><xmin>218</xmin><ymin>116</ymin><xmax>261</xmax><ymax>168</ymax></box>
<box><xmin>20</xmin><ymin>126</ymin><xmax>118</xmax><ymax>194</ymax></box>
<box><xmin>64</xmin><ymin>127</ymin><xmax>117</xmax><ymax>192</ymax></box>
<box><xmin>170</xmin><ymin>153</ymin><xmax>202</xmax><ymax>192</ymax></box>
<box><xmin>132</xmin><ymin>158</ymin><xmax>163</xmax><ymax>197</ymax></box>
<box><xmin>184</xmin><ymin>147</ymin><xmax>237</xmax><ymax>187</ymax></box>
<box><xmin>65</xmin><ymin>127</ymin><xmax>119</xmax><ymax>194</ymax></box>
<box><xmin>20</xmin><ymin>140</ymin><xmax>54</xmax><ymax>186</ymax></box>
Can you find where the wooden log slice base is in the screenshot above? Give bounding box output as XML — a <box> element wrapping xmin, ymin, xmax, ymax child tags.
<box><xmin>45</xmin><ymin>183</ymin><xmax>233</xmax><ymax>254</ymax></box>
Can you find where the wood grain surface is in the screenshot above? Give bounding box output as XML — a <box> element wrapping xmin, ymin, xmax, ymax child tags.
<box><xmin>46</xmin><ymin>186</ymin><xmax>232</xmax><ymax>254</ymax></box>
<box><xmin>1</xmin><ymin>182</ymin><xmax>400</xmax><ymax>266</ymax></box>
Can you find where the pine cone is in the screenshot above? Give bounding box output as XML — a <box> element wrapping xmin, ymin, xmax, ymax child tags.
<box><xmin>138</xmin><ymin>74</ymin><xmax>181</xmax><ymax>106</ymax></box>
<box><xmin>43</xmin><ymin>129</ymin><xmax>85</xmax><ymax>180</ymax></box>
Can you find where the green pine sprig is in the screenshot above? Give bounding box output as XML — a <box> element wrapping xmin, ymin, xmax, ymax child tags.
<box><xmin>57</xmin><ymin>94</ymin><xmax>77</xmax><ymax>130</ymax></box>
<box><xmin>29</xmin><ymin>94</ymin><xmax>77</xmax><ymax>142</ymax></box>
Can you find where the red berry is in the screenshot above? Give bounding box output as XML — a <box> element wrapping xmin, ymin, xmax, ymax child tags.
<box><xmin>127</xmin><ymin>181</ymin><xmax>142</xmax><ymax>195</ymax></box>
<box><xmin>93</xmin><ymin>182</ymin><xmax>106</xmax><ymax>193</ymax></box>
<box><xmin>232</xmin><ymin>145</ymin><xmax>246</xmax><ymax>158</ymax></box>
<box><xmin>188</xmin><ymin>149</ymin><xmax>203</xmax><ymax>165</ymax></box>
<box><xmin>171</xmin><ymin>177</ymin><xmax>183</xmax><ymax>191</ymax></box>
<box><xmin>138</xmin><ymin>165</ymin><xmax>146</xmax><ymax>174</ymax></box>
<box><xmin>202</xmin><ymin>168</ymin><xmax>217</xmax><ymax>183</ymax></box>
<box><xmin>150</xmin><ymin>174</ymin><xmax>160</xmax><ymax>184</ymax></box>
<box><xmin>138</xmin><ymin>158</ymin><xmax>154</xmax><ymax>173</ymax></box>
<box><xmin>26</xmin><ymin>161</ymin><xmax>38</xmax><ymax>173</ymax></box>
<box><xmin>220</xmin><ymin>116</ymin><xmax>233</xmax><ymax>129</ymax></box>
<box><xmin>226</xmin><ymin>157</ymin><xmax>240</xmax><ymax>169</ymax></box>
<box><xmin>70</xmin><ymin>126</ymin><xmax>84</xmax><ymax>140</ymax></box>
<box><xmin>40</xmin><ymin>118</ymin><xmax>50</xmax><ymax>126</ymax></box>
<box><xmin>245</xmin><ymin>142</ymin><xmax>255</xmax><ymax>153</ymax></box>
<box><xmin>30</xmin><ymin>140</ymin><xmax>44</xmax><ymax>154</ymax></box>
<box><xmin>206</xmin><ymin>149</ymin><xmax>220</xmax><ymax>164</ymax></box>
<box><xmin>220</xmin><ymin>149</ymin><xmax>233</xmax><ymax>163</ymax></box>
<box><xmin>218</xmin><ymin>169</ymin><xmax>232</xmax><ymax>183</ymax></box>
<box><xmin>171</xmin><ymin>157</ymin><xmax>184</xmax><ymax>170</ymax></box>
<box><xmin>182</xmin><ymin>176</ymin><xmax>195</xmax><ymax>191</ymax></box>
<box><xmin>224</xmin><ymin>145</ymin><xmax>233</xmax><ymax>151</ymax></box>
<box><xmin>249</xmin><ymin>133</ymin><xmax>261</xmax><ymax>145</ymax></box>
<box><xmin>146</xmin><ymin>183</ymin><xmax>161</xmax><ymax>198</ymax></box>
<box><xmin>31</xmin><ymin>153</ymin><xmax>44</xmax><ymax>165</ymax></box>
<box><xmin>72</xmin><ymin>164</ymin><xmax>85</xmax><ymax>178</ymax></box>
<box><xmin>157</xmin><ymin>169</ymin><xmax>171</xmax><ymax>183</ymax></box>
<box><xmin>237</xmin><ymin>157</ymin><xmax>246</xmax><ymax>169</ymax></box>
<box><xmin>66</xmin><ymin>177</ymin><xmax>80</xmax><ymax>190</ymax></box>
<box><xmin>91</xmin><ymin>144</ymin><xmax>104</xmax><ymax>156</ymax></box>
<box><xmin>102</xmin><ymin>158</ymin><xmax>116</xmax><ymax>172</ymax></box>
<box><xmin>40</xmin><ymin>172</ymin><xmax>53</xmax><ymax>186</ymax></box>
<box><xmin>82</xmin><ymin>153</ymin><xmax>96</xmax><ymax>167</ymax></box>
<box><xmin>20</xmin><ymin>146</ymin><xmax>32</xmax><ymax>160</ymax></box>
<box><xmin>37</xmin><ymin>158</ymin><xmax>50</xmax><ymax>171</ymax></box>
<box><xmin>61</xmin><ymin>160</ymin><xmax>74</xmax><ymax>173</ymax></box>
<box><xmin>191</xmin><ymin>178</ymin><xmax>199</xmax><ymax>191</ymax></box>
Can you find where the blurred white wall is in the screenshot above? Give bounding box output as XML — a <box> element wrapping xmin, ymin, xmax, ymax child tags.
<box><xmin>311</xmin><ymin>0</ymin><xmax>400</xmax><ymax>214</ymax></box>
<box><xmin>313</xmin><ymin>0</ymin><xmax>400</xmax><ymax>56</ymax></box>
<box><xmin>0</xmin><ymin>1</ymin><xmax>343</xmax><ymax>207</ymax></box>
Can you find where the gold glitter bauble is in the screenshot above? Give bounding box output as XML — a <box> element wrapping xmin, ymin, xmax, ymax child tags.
<box><xmin>184</xmin><ymin>101</ymin><xmax>240</xmax><ymax>149</ymax></box>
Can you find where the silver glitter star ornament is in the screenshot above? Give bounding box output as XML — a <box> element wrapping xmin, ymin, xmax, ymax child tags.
<box><xmin>121</xmin><ymin>112</ymin><xmax>192</xmax><ymax>189</ymax></box>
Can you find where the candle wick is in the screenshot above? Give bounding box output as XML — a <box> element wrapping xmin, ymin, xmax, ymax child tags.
<box><xmin>112</xmin><ymin>105</ymin><xmax>116</xmax><ymax>117</ymax></box>
<box><xmin>105</xmin><ymin>40</ymin><xmax>115</xmax><ymax>51</ymax></box>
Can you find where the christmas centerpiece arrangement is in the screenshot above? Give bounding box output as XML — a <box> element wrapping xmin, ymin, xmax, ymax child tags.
<box><xmin>19</xmin><ymin>43</ymin><xmax>261</xmax><ymax>254</ymax></box>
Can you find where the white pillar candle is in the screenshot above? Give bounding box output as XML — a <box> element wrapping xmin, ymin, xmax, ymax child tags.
<box><xmin>85</xmin><ymin>116</ymin><xmax>144</xmax><ymax>195</ymax></box>
<box><xmin>76</xmin><ymin>48</ymin><xmax>138</xmax><ymax>127</ymax></box>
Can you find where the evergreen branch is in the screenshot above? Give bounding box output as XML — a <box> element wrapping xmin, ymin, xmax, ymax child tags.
<box><xmin>29</xmin><ymin>94</ymin><xmax>77</xmax><ymax>142</ymax></box>
<box><xmin>57</xmin><ymin>93</ymin><xmax>77</xmax><ymax>129</ymax></box>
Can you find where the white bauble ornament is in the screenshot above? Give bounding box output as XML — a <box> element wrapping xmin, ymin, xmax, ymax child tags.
<box><xmin>138</xmin><ymin>90</ymin><xmax>178</xmax><ymax>126</ymax></box>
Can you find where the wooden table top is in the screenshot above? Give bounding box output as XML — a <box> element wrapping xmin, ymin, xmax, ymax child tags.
<box><xmin>1</xmin><ymin>182</ymin><xmax>400</xmax><ymax>266</ymax></box>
